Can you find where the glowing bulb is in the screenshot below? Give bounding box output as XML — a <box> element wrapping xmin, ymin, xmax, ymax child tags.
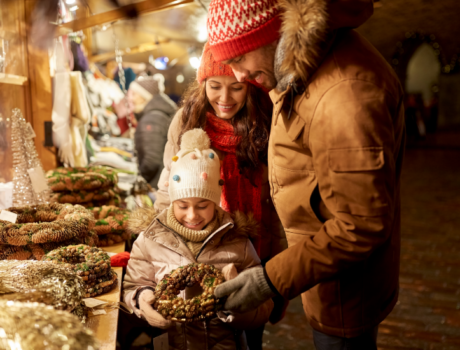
<box><xmin>66</xmin><ymin>0</ymin><xmax>76</xmax><ymax>4</ymax></box>
<box><xmin>189</xmin><ymin>56</ymin><xmax>201</xmax><ymax>69</ymax></box>
<box><xmin>176</xmin><ymin>74</ymin><xmax>185</xmax><ymax>83</ymax></box>
<box><xmin>69</xmin><ymin>5</ymin><xmax>79</xmax><ymax>11</ymax></box>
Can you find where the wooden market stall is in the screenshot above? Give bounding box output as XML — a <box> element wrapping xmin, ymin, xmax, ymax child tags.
<box><xmin>0</xmin><ymin>0</ymin><xmax>203</xmax><ymax>348</ymax></box>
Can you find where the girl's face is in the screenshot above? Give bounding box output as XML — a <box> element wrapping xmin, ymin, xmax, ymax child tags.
<box><xmin>206</xmin><ymin>76</ymin><xmax>248</xmax><ymax>120</ymax></box>
<box><xmin>173</xmin><ymin>198</ymin><xmax>215</xmax><ymax>231</ymax></box>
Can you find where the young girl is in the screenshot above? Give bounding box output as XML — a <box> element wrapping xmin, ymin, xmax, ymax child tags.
<box><xmin>124</xmin><ymin>129</ymin><xmax>273</xmax><ymax>350</ymax></box>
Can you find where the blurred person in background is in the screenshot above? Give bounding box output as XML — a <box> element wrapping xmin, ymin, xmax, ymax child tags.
<box><xmin>131</xmin><ymin>74</ymin><xmax>178</xmax><ymax>189</ymax></box>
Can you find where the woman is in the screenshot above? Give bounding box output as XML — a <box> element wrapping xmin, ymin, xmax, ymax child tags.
<box><xmin>154</xmin><ymin>43</ymin><xmax>287</xmax><ymax>350</ymax></box>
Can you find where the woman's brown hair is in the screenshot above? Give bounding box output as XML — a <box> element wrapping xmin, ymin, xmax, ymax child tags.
<box><xmin>179</xmin><ymin>80</ymin><xmax>273</xmax><ymax>184</ymax></box>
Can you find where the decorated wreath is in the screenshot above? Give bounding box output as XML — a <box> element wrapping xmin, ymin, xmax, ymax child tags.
<box><xmin>42</xmin><ymin>244</ymin><xmax>118</xmax><ymax>298</ymax></box>
<box><xmin>50</xmin><ymin>188</ymin><xmax>117</xmax><ymax>205</ymax></box>
<box><xmin>152</xmin><ymin>263</ymin><xmax>225</xmax><ymax>323</ymax></box>
<box><xmin>42</xmin><ymin>244</ymin><xmax>111</xmax><ymax>278</ymax></box>
<box><xmin>0</xmin><ymin>203</ymin><xmax>95</xmax><ymax>246</ymax></box>
<box><xmin>92</xmin><ymin>206</ymin><xmax>129</xmax><ymax>235</ymax></box>
<box><xmin>46</xmin><ymin>166</ymin><xmax>118</xmax><ymax>192</ymax></box>
<box><xmin>0</xmin><ymin>231</ymin><xmax>99</xmax><ymax>260</ymax></box>
<box><xmin>84</xmin><ymin>269</ymin><xmax>118</xmax><ymax>298</ymax></box>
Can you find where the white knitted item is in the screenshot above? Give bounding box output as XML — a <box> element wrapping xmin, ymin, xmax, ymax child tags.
<box><xmin>168</xmin><ymin>129</ymin><xmax>222</xmax><ymax>205</ymax></box>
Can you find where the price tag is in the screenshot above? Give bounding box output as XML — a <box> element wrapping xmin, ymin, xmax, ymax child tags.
<box><xmin>153</xmin><ymin>333</ymin><xmax>168</xmax><ymax>350</ymax></box>
<box><xmin>25</xmin><ymin>122</ymin><xmax>36</xmax><ymax>139</ymax></box>
<box><xmin>27</xmin><ymin>167</ymin><xmax>48</xmax><ymax>193</ymax></box>
<box><xmin>83</xmin><ymin>298</ymin><xmax>108</xmax><ymax>308</ymax></box>
<box><xmin>0</xmin><ymin>210</ymin><xmax>17</xmax><ymax>223</ymax></box>
<box><xmin>91</xmin><ymin>309</ymin><xmax>107</xmax><ymax>315</ymax></box>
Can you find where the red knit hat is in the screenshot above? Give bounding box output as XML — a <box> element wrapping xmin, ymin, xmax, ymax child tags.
<box><xmin>197</xmin><ymin>42</ymin><xmax>235</xmax><ymax>83</ymax></box>
<box><xmin>207</xmin><ymin>0</ymin><xmax>282</xmax><ymax>62</ymax></box>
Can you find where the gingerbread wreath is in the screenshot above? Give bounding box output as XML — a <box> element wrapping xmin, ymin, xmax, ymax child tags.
<box><xmin>152</xmin><ymin>263</ymin><xmax>225</xmax><ymax>323</ymax></box>
<box><xmin>42</xmin><ymin>244</ymin><xmax>118</xmax><ymax>298</ymax></box>
<box><xmin>0</xmin><ymin>203</ymin><xmax>95</xmax><ymax>246</ymax></box>
<box><xmin>46</xmin><ymin>166</ymin><xmax>118</xmax><ymax>192</ymax></box>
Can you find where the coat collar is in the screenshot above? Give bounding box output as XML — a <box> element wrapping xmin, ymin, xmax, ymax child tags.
<box><xmin>144</xmin><ymin>207</ymin><xmax>234</xmax><ymax>262</ymax></box>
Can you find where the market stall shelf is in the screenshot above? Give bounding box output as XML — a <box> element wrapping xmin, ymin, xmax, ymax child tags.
<box><xmin>86</xmin><ymin>242</ymin><xmax>125</xmax><ymax>350</ymax></box>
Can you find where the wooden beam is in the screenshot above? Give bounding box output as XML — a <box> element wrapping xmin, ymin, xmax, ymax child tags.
<box><xmin>59</xmin><ymin>0</ymin><xmax>194</xmax><ymax>33</ymax></box>
<box><xmin>90</xmin><ymin>38</ymin><xmax>170</xmax><ymax>62</ymax></box>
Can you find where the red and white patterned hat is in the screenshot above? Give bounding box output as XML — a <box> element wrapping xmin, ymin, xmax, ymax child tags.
<box><xmin>206</xmin><ymin>0</ymin><xmax>282</xmax><ymax>62</ymax></box>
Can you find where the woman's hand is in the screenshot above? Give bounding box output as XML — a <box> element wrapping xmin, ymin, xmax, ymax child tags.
<box><xmin>138</xmin><ymin>289</ymin><xmax>173</xmax><ymax>329</ymax></box>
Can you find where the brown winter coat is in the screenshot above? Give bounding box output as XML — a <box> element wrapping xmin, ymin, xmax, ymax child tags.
<box><xmin>154</xmin><ymin>110</ymin><xmax>287</xmax><ymax>263</ymax></box>
<box><xmin>264</xmin><ymin>0</ymin><xmax>406</xmax><ymax>338</ymax></box>
<box><xmin>124</xmin><ymin>206</ymin><xmax>274</xmax><ymax>350</ymax></box>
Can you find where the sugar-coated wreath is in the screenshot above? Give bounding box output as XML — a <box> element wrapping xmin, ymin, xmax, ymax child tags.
<box><xmin>152</xmin><ymin>263</ymin><xmax>225</xmax><ymax>323</ymax></box>
<box><xmin>0</xmin><ymin>203</ymin><xmax>95</xmax><ymax>246</ymax></box>
<box><xmin>46</xmin><ymin>166</ymin><xmax>118</xmax><ymax>192</ymax></box>
<box><xmin>42</xmin><ymin>244</ymin><xmax>111</xmax><ymax>280</ymax></box>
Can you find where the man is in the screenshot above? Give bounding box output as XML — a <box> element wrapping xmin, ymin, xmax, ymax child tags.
<box><xmin>208</xmin><ymin>0</ymin><xmax>405</xmax><ymax>349</ymax></box>
<box><xmin>131</xmin><ymin>74</ymin><xmax>177</xmax><ymax>189</ymax></box>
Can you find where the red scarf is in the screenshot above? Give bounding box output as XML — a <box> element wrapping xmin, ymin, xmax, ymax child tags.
<box><xmin>205</xmin><ymin>112</ymin><xmax>263</xmax><ymax>250</ymax></box>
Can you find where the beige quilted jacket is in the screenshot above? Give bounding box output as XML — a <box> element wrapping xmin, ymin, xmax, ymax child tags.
<box><xmin>124</xmin><ymin>206</ymin><xmax>273</xmax><ymax>350</ymax></box>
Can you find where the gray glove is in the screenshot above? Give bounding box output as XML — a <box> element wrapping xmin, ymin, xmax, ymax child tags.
<box><xmin>214</xmin><ymin>266</ymin><xmax>276</xmax><ymax>313</ymax></box>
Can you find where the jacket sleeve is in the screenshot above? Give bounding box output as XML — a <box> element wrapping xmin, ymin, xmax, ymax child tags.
<box><xmin>265</xmin><ymin>80</ymin><xmax>401</xmax><ymax>299</ymax></box>
<box><xmin>153</xmin><ymin>109</ymin><xmax>182</xmax><ymax>211</ymax></box>
<box><xmin>226</xmin><ymin>239</ymin><xmax>274</xmax><ymax>330</ymax></box>
<box><xmin>137</xmin><ymin>110</ymin><xmax>171</xmax><ymax>184</ymax></box>
<box><xmin>123</xmin><ymin>233</ymin><xmax>157</xmax><ymax>317</ymax></box>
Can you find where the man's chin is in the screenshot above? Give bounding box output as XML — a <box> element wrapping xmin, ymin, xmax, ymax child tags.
<box><xmin>256</xmin><ymin>75</ymin><xmax>276</xmax><ymax>90</ymax></box>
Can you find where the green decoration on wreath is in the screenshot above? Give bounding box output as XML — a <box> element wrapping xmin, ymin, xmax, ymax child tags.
<box><xmin>0</xmin><ymin>203</ymin><xmax>95</xmax><ymax>246</ymax></box>
<box><xmin>42</xmin><ymin>244</ymin><xmax>118</xmax><ymax>298</ymax></box>
<box><xmin>152</xmin><ymin>263</ymin><xmax>226</xmax><ymax>323</ymax></box>
<box><xmin>46</xmin><ymin>166</ymin><xmax>118</xmax><ymax>192</ymax></box>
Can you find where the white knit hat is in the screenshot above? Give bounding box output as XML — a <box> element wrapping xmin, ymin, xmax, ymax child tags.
<box><xmin>166</xmin><ymin>129</ymin><xmax>222</xmax><ymax>205</ymax></box>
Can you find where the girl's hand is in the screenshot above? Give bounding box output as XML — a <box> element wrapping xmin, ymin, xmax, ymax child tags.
<box><xmin>138</xmin><ymin>289</ymin><xmax>172</xmax><ymax>329</ymax></box>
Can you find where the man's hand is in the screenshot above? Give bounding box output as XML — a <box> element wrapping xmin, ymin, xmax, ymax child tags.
<box><xmin>214</xmin><ymin>266</ymin><xmax>276</xmax><ymax>313</ymax></box>
<box><xmin>138</xmin><ymin>289</ymin><xmax>172</xmax><ymax>329</ymax></box>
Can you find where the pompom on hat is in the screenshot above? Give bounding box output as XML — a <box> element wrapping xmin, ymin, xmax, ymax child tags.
<box><xmin>197</xmin><ymin>42</ymin><xmax>235</xmax><ymax>83</ymax></box>
<box><xmin>168</xmin><ymin>129</ymin><xmax>222</xmax><ymax>205</ymax></box>
<box><xmin>206</xmin><ymin>0</ymin><xmax>282</xmax><ymax>62</ymax></box>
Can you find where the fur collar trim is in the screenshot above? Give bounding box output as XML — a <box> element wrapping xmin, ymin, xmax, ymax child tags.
<box><xmin>275</xmin><ymin>0</ymin><xmax>374</xmax><ymax>91</ymax></box>
<box><xmin>127</xmin><ymin>206</ymin><xmax>258</xmax><ymax>241</ymax></box>
<box><xmin>275</xmin><ymin>0</ymin><xmax>328</xmax><ymax>90</ymax></box>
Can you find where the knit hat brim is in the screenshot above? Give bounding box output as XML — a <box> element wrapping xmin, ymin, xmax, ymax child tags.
<box><xmin>170</xmin><ymin>187</ymin><xmax>221</xmax><ymax>207</ymax></box>
<box><xmin>209</xmin><ymin>15</ymin><xmax>282</xmax><ymax>62</ymax></box>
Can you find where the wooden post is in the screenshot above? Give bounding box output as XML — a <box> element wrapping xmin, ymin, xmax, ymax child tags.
<box><xmin>24</xmin><ymin>0</ymin><xmax>56</xmax><ymax>171</ymax></box>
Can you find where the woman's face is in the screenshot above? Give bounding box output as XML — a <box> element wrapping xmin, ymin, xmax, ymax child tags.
<box><xmin>206</xmin><ymin>76</ymin><xmax>248</xmax><ymax>120</ymax></box>
<box><xmin>173</xmin><ymin>198</ymin><xmax>215</xmax><ymax>231</ymax></box>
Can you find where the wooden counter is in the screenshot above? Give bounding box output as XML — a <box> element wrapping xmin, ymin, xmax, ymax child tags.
<box><xmin>86</xmin><ymin>242</ymin><xmax>125</xmax><ymax>350</ymax></box>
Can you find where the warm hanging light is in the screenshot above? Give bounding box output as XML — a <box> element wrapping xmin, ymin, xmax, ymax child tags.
<box><xmin>154</xmin><ymin>56</ymin><xmax>169</xmax><ymax>70</ymax></box>
<box><xmin>176</xmin><ymin>74</ymin><xmax>185</xmax><ymax>83</ymax></box>
<box><xmin>189</xmin><ymin>56</ymin><xmax>201</xmax><ymax>69</ymax></box>
<box><xmin>65</xmin><ymin>0</ymin><xmax>76</xmax><ymax>4</ymax></box>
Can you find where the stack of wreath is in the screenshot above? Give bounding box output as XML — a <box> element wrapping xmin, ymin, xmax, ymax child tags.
<box><xmin>46</xmin><ymin>166</ymin><xmax>122</xmax><ymax>208</ymax></box>
<box><xmin>91</xmin><ymin>205</ymin><xmax>131</xmax><ymax>247</ymax></box>
<box><xmin>0</xmin><ymin>203</ymin><xmax>98</xmax><ymax>260</ymax></box>
<box><xmin>42</xmin><ymin>244</ymin><xmax>118</xmax><ymax>298</ymax></box>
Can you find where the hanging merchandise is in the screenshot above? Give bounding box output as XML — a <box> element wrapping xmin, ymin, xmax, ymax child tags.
<box><xmin>51</xmin><ymin>38</ymin><xmax>74</xmax><ymax>166</ymax></box>
<box><xmin>113</xmin><ymin>33</ymin><xmax>152</xmax><ymax>207</ymax></box>
<box><xmin>69</xmin><ymin>71</ymin><xmax>91</xmax><ymax>167</ymax></box>
<box><xmin>0</xmin><ymin>301</ymin><xmax>98</xmax><ymax>350</ymax></box>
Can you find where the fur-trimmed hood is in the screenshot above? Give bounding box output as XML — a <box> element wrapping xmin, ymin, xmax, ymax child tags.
<box><xmin>127</xmin><ymin>206</ymin><xmax>259</xmax><ymax>241</ymax></box>
<box><xmin>275</xmin><ymin>0</ymin><xmax>374</xmax><ymax>90</ymax></box>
